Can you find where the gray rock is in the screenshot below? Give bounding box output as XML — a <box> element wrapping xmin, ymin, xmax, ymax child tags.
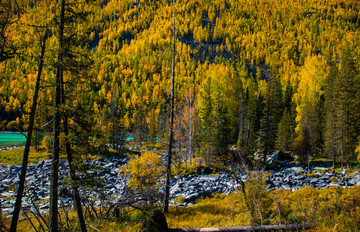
<box><xmin>281</xmin><ymin>184</ymin><xmax>292</xmax><ymax>190</ymax></box>
<box><xmin>184</xmin><ymin>193</ymin><xmax>200</xmax><ymax>203</ymax></box>
<box><xmin>319</xmin><ymin>175</ymin><xmax>330</xmax><ymax>181</ymax></box>
<box><xmin>317</xmin><ymin>182</ymin><xmax>327</xmax><ymax>188</ymax></box>
<box><xmin>348</xmin><ymin>171</ymin><xmax>360</xmax><ymax>186</ymax></box>
<box><xmin>329</xmin><ymin>182</ymin><xmax>339</xmax><ymax>187</ymax></box>
<box><xmin>1</xmin><ymin>151</ymin><xmax>359</xmax><ymax>212</ymax></box>
<box><xmin>293</xmin><ymin>175</ymin><xmax>306</xmax><ymax>181</ymax></box>
<box><xmin>337</xmin><ymin>180</ymin><xmax>345</xmax><ymax>186</ymax></box>
<box><xmin>284</xmin><ymin>167</ymin><xmax>305</xmax><ymax>175</ymax></box>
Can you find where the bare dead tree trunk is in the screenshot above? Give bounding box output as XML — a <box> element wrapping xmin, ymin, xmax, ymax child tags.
<box><xmin>10</xmin><ymin>29</ymin><xmax>48</xmax><ymax>232</ymax></box>
<box><xmin>162</xmin><ymin>0</ymin><xmax>175</xmax><ymax>214</ymax></box>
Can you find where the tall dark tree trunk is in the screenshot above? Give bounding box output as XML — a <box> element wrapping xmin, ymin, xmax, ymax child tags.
<box><xmin>60</xmin><ymin>46</ymin><xmax>87</xmax><ymax>231</ymax></box>
<box><xmin>10</xmin><ymin>29</ymin><xmax>48</xmax><ymax>232</ymax></box>
<box><xmin>62</xmin><ymin>115</ymin><xmax>87</xmax><ymax>232</ymax></box>
<box><xmin>49</xmin><ymin>0</ymin><xmax>65</xmax><ymax>231</ymax></box>
<box><xmin>163</xmin><ymin>0</ymin><xmax>175</xmax><ymax>214</ymax></box>
<box><xmin>49</xmin><ymin>52</ymin><xmax>61</xmax><ymax>232</ymax></box>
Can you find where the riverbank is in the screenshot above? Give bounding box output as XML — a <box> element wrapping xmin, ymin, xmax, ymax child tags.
<box><xmin>1</xmin><ymin>154</ymin><xmax>360</xmax><ymax>218</ymax></box>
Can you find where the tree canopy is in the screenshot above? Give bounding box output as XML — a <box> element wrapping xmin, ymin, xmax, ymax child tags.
<box><xmin>1</xmin><ymin>0</ymin><xmax>360</xmax><ymax>166</ymax></box>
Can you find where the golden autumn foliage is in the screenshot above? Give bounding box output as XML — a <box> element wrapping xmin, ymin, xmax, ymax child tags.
<box><xmin>0</xmin><ymin>0</ymin><xmax>360</xmax><ymax>163</ymax></box>
<box><xmin>1</xmin><ymin>1</ymin><xmax>360</xmax><ymax>231</ymax></box>
<box><xmin>356</xmin><ymin>137</ymin><xmax>360</xmax><ymax>162</ymax></box>
<box><xmin>120</xmin><ymin>151</ymin><xmax>165</xmax><ymax>190</ymax></box>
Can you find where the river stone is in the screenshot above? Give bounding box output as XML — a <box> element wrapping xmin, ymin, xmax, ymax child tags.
<box><xmin>284</xmin><ymin>167</ymin><xmax>305</xmax><ymax>175</ymax></box>
<box><xmin>319</xmin><ymin>174</ymin><xmax>330</xmax><ymax>180</ymax></box>
<box><xmin>281</xmin><ymin>184</ymin><xmax>292</xmax><ymax>190</ymax></box>
<box><xmin>184</xmin><ymin>193</ymin><xmax>200</xmax><ymax>203</ymax></box>
<box><xmin>329</xmin><ymin>182</ymin><xmax>339</xmax><ymax>187</ymax></box>
<box><xmin>1</xmin><ymin>148</ymin><xmax>359</xmax><ymax>212</ymax></box>
<box><xmin>337</xmin><ymin>180</ymin><xmax>345</xmax><ymax>186</ymax></box>
<box><xmin>348</xmin><ymin>171</ymin><xmax>360</xmax><ymax>186</ymax></box>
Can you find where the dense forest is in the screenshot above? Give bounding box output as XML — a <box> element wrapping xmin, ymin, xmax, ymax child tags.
<box><xmin>1</xmin><ymin>0</ymin><xmax>360</xmax><ymax>167</ymax></box>
<box><xmin>1</xmin><ymin>0</ymin><xmax>360</xmax><ymax>231</ymax></box>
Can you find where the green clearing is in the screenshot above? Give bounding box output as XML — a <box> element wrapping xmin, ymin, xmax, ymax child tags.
<box><xmin>0</xmin><ymin>147</ymin><xmax>53</xmax><ymax>165</ymax></box>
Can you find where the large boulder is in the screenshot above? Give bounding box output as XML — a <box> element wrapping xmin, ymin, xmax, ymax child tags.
<box><xmin>266</xmin><ymin>151</ymin><xmax>294</xmax><ymax>169</ymax></box>
<box><xmin>196</xmin><ymin>166</ymin><xmax>213</xmax><ymax>175</ymax></box>
<box><xmin>267</xmin><ymin>150</ymin><xmax>293</xmax><ymax>162</ymax></box>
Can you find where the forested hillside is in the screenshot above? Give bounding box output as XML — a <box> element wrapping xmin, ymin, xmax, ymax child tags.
<box><xmin>1</xmin><ymin>0</ymin><xmax>360</xmax><ymax>166</ymax></box>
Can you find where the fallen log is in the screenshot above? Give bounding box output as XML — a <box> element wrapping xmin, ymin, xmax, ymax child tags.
<box><xmin>169</xmin><ymin>223</ymin><xmax>314</xmax><ymax>232</ymax></box>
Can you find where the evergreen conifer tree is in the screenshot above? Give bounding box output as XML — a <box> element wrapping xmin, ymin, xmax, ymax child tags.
<box><xmin>335</xmin><ymin>44</ymin><xmax>360</xmax><ymax>165</ymax></box>
<box><xmin>259</xmin><ymin>75</ymin><xmax>283</xmax><ymax>164</ymax></box>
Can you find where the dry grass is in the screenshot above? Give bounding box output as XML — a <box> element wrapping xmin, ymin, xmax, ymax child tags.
<box><xmin>0</xmin><ymin>147</ymin><xmax>100</xmax><ymax>165</ymax></box>
<box><xmin>3</xmin><ymin>186</ymin><xmax>360</xmax><ymax>231</ymax></box>
<box><xmin>166</xmin><ymin>193</ymin><xmax>250</xmax><ymax>228</ymax></box>
<box><xmin>0</xmin><ymin>147</ymin><xmax>55</xmax><ymax>165</ymax></box>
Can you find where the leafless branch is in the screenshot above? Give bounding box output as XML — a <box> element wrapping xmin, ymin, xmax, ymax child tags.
<box><xmin>26</xmin><ymin>190</ymin><xmax>49</xmax><ymax>229</ymax></box>
<box><xmin>21</xmin><ymin>209</ymin><xmax>39</xmax><ymax>232</ymax></box>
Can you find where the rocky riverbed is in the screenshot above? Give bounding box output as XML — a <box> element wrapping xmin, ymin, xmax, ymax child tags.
<box><xmin>1</xmin><ymin>154</ymin><xmax>360</xmax><ymax>216</ymax></box>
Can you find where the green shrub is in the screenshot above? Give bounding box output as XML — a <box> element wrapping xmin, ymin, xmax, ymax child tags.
<box><xmin>240</xmin><ymin>171</ymin><xmax>272</xmax><ymax>226</ymax></box>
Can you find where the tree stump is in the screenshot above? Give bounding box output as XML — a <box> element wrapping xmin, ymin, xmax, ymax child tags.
<box><xmin>143</xmin><ymin>209</ymin><xmax>169</xmax><ymax>232</ymax></box>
